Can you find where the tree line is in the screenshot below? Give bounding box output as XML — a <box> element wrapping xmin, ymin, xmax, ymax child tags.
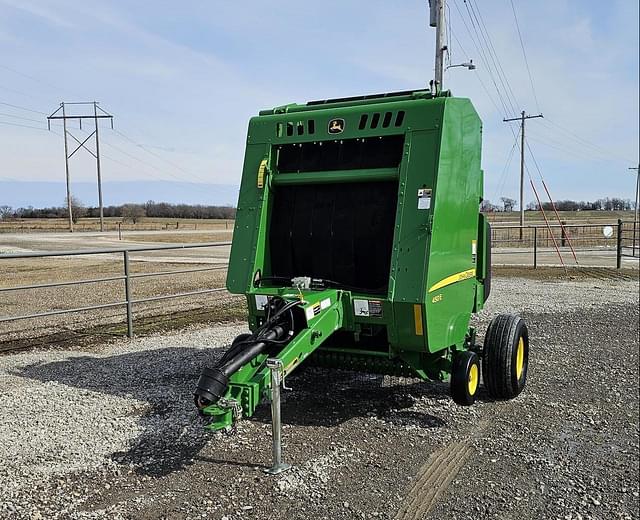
<box><xmin>0</xmin><ymin>199</ymin><xmax>236</xmax><ymax>222</ymax></box>
<box><xmin>481</xmin><ymin>197</ymin><xmax>634</xmax><ymax>212</ymax></box>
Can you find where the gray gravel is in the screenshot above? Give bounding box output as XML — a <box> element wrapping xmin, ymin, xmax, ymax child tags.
<box><xmin>0</xmin><ymin>275</ymin><xmax>638</xmax><ymax>519</ymax></box>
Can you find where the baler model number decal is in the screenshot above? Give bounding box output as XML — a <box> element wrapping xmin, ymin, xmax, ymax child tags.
<box><xmin>428</xmin><ymin>268</ymin><xmax>476</xmax><ymax>293</ymax></box>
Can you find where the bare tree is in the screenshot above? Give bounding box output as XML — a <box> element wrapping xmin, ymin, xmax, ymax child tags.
<box><xmin>480</xmin><ymin>199</ymin><xmax>496</xmax><ymax>212</ymax></box>
<box><xmin>64</xmin><ymin>196</ymin><xmax>87</xmax><ymax>223</ymax></box>
<box><xmin>500</xmin><ymin>197</ymin><xmax>517</xmax><ymax>212</ymax></box>
<box><xmin>0</xmin><ymin>205</ymin><xmax>13</xmax><ymax>220</ymax></box>
<box><xmin>122</xmin><ymin>204</ymin><xmax>146</xmax><ymax>224</ymax></box>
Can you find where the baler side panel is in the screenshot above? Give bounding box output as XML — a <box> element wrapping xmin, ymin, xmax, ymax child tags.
<box><xmin>226</xmin><ymin>135</ymin><xmax>269</xmax><ymax>294</ymax></box>
<box><xmin>388</xmin><ymin>123</ymin><xmax>442</xmax><ymax>351</ymax></box>
<box><xmin>425</xmin><ymin>98</ymin><xmax>482</xmax><ymax>352</ymax></box>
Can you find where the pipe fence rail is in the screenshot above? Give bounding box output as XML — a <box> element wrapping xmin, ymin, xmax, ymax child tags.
<box><xmin>0</xmin><ymin>242</ymin><xmax>230</xmax><ymax>338</ymax></box>
<box><xmin>1</xmin><ymin>222</ymin><xmax>638</xmax><ymax>342</ymax></box>
<box><xmin>491</xmin><ymin>221</ymin><xmax>639</xmax><ymax>268</ymax></box>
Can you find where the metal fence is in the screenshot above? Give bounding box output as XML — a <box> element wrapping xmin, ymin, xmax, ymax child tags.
<box><xmin>1</xmin><ymin>222</ymin><xmax>637</xmax><ymax>343</ymax></box>
<box><xmin>491</xmin><ymin>220</ymin><xmax>639</xmax><ymax>268</ymax></box>
<box><xmin>619</xmin><ymin>220</ymin><xmax>640</xmax><ymax>263</ymax></box>
<box><xmin>0</xmin><ymin>242</ymin><xmax>230</xmax><ymax>338</ymax></box>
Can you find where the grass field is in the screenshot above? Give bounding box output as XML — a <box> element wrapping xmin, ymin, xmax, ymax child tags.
<box><xmin>0</xmin><ymin>217</ymin><xmax>234</xmax><ymax>233</ymax></box>
<box><xmin>485</xmin><ymin>209</ymin><xmax>636</xmax><ymax>225</ymax></box>
<box><xmin>0</xmin><ymin>211</ymin><xmax>636</xmax><ymax>234</ymax></box>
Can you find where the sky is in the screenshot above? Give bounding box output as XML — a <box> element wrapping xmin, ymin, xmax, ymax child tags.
<box><xmin>0</xmin><ymin>0</ymin><xmax>638</xmax><ymax>208</ymax></box>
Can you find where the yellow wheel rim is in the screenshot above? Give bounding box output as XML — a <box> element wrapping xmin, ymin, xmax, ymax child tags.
<box><xmin>468</xmin><ymin>363</ymin><xmax>479</xmax><ymax>395</ymax></box>
<box><xmin>516</xmin><ymin>337</ymin><xmax>525</xmax><ymax>379</ymax></box>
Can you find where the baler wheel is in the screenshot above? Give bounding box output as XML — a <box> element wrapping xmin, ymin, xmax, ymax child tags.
<box><xmin>482</xmin><ymin>314</ymin><xmax>529</xmax><ymax>399</ymax></box>
<box><xmin>451</xmin><ymin>351</ymin><xmax>481</xmax><ymax>406</ymax></box>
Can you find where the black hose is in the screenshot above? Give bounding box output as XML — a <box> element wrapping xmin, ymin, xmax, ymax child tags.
<box><xmin>194</xmin><ymin>298</ymin><xmax>301</xmax><ymax>409</ymax></box>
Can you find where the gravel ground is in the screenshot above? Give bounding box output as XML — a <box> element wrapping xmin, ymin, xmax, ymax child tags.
<box><xmin>0</xmin><ymin>274</ymin><xmax>638</xmax><ymax>519</ymax></box>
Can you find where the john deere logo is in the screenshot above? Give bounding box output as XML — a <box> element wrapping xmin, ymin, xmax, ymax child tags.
<box><xmin>328</xmin><ymin>118</ymin><xmax>345</xmax><ymax>134</ymax></box>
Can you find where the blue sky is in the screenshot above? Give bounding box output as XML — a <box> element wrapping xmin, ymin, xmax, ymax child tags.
<box><xmin>0</xmin><ymin>0</ymin><xmax>638</xmax><ymax>208</ymax></box>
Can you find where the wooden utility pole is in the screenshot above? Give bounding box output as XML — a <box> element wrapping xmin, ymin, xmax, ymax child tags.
<box><xmin>429</xmin><ymin>0</ymin><xmax>447</xmax><ymax>93</ymax></box>
<box><xmin>630</xmin><ymin>164</ymin><xmax>639</xmax><ymax>257</ymax></box>
<box><xmin>503</xmin><ymin>111</ymin><xmax>543</xmax><ymax>239</ymax></box>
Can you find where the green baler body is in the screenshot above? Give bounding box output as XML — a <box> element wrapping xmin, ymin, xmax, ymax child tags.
<box><xmin>226</xmin><ymin>89</ymin><xmax>489</xmax><ymax>380</ymax></box>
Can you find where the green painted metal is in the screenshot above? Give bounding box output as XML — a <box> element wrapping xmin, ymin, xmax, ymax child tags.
<box><xmin>220</xmin><ymin>88</ymin><xmax>490</xmax><ymax>427</ymax></box>
<box><xmin>201</xmin><ymin>288</ymin><xmax>344</xmax><ymax>431</ymax></box>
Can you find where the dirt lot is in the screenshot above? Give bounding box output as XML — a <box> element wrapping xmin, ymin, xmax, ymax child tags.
<box><xmin>0</xmin><ymin>272</ymin><xmax>638</xmax><ymax>520</ymax></box>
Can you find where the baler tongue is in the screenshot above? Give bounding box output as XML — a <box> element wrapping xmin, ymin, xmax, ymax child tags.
<box><xmin>194</xmin><ymin>289</ymin><xmax>344</xmax><ymax>464</ymax></box>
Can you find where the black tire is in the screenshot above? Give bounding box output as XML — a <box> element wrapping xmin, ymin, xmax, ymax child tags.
<box><xmin>451</xmin><ymin>351</ymin><xmax>481</xmax><ymax>406</ymax></box>
<box><xmin>482</xmin><ymin>314</ymin><xmax>529</xmax><ymax>399</ymax></box>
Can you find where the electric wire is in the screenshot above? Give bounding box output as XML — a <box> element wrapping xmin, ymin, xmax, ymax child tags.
<box><xmin>449</xmin><ymin>29</ymin><xmax>504</xmax><ymax>116</ymax></box>
<box><xmin>0</xmin><ymin>120</ymin><xmax>50</xmax><ymax>131</ymax></box>
<box><xmin>110</xmin><ymin>128</ymin><xmax>210</xmax><ymax>184</ymax></box>
<box><xmin>450</xmin><ymin>0</ymin><xmax>512</xmax><ymax>118</ymax></box>
<box><xmin>525</xmin><ymin>132</ymin><xmax>624</xmax><ymax>164</ymax></box>
<box><xmin>541</xmin><ymin>118</ymin><xmax>635</xmax><ymax>165</ymax></box>
<box><xmin>463</xmin><ymin>0</ymin><xmax>518</xmax><ymax>116</ymax></box>
<box><xmin>493</xmin><ymin>125</ymin><xmax>521</xmax><ymax>201</ymax></box>
<box><xmin>0</xmin><ymin>111</ymin><xmax>48</xmax><ymax>125</ymax></box>
<box><xmin>467</xmin><ymin>0</ymin><xmax>520</xmax><ymax>114</ymax></box>
<box><xmin>509</xmin><ymin>0</ymin><xmax>540</xmax><ymax>112</ymax></box>
<box><xmin>0</xmin><ymin>101</ymin><xmax>48</xmax><ymax>115</ymax></box>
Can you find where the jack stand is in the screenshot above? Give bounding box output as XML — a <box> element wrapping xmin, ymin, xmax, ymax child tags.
<box><xmin>264</xmin><ymin>358</ymin><xmax>292</xmax><ymax>475</ymax></box>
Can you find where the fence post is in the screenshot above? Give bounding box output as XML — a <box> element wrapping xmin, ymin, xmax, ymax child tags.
<box><xmin>123</xmin><ymin>250</ymin><xmax>134</xmax><ymax>337</ymax></box>
<box><xmin>616</xmin><ymin>219</ymin><xmax>623</xmax><ymax>269</ymax></box>
<box><xmin>118</xmin><ymin>222</ymin><xmax>122</xmax><ymax>241</ymax></box>
<box><xmin>560</xmin><ymin>220</ymin><xmax>567</xmax><ymax>247</ymax></box>
<box><xmin>533</xmin><ymin>226</ymin><xmax>537</xmax><ymax>269</ymax></box>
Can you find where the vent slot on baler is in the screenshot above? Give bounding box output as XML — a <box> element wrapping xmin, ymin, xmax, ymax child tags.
<box><xmin>276</xmin><ymin>135</ymin><xmax>404</xmax><ymax>173</ymax></box>
<box><xmin>269</xmin><ymin>181</ymin><xmax>398</xmax><ymax>293</ymax></box>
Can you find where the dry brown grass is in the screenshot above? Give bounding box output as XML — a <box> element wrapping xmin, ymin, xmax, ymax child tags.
<box><xmin>120</xmin><ymin>231</ymin><xmax>232</xmax><ymax>244</ymax></box>
<box><xmin>0</xmin><ymin>217</ymin><xmax>235</xmax><ymax>233</ymax></box>
<box><xmin>0</xmin><ymin>256</ymin><xmax>240</xmax><ymax>347</ymax></box>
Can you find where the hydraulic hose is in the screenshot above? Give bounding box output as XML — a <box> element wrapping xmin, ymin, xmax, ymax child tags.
<box><xmin>194</xmin><ymin>324</ymin><xmax>286</xmax><ymax>408</ymax></box>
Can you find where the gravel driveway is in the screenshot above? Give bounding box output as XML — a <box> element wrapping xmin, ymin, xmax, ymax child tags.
<box><xmin>0</xmin><ymin>274</ymin><xmax>638</xmax><ymax>520</ymax></box>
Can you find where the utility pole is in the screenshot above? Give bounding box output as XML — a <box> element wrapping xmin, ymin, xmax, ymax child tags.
<box><xmin>429</xmin><ymin>0</ymin><xmax>447</xmax><ymax>92</ymax></box>
<box><xmin>630</xmin><ymin>164</ymin><xmax>639</xmax><ymax>257</ymax></box>
<box><xmin>93</xmin><ymin>102</ymin><xmax>105</xmax><ymax>232</ymax></box>
<box><xmin>61</xmin><ymin>103</ymin><xmax>73</xmax><ymax>232</ymax></box>
<box><xmin>47</xmin><ymin>102</ymin><xmax>113</xmax><ymax>233</ymax></box>
<box><xmin>503</xmin><ymin>110</ymin><xmax>543</xmax><ymax>239</ymax></box>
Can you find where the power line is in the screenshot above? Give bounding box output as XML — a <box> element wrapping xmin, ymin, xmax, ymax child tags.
<box><xmin>472</xmin><ymin>0</ymin><xmax>522</xmax><ymax>112</ymax></box>
<box><xmin>449</xmin><ymin>28</ymin><xmax>504</xmax><ymax>116</ymax></box>
<box><xmin>0</xmin><ymin>64</ymin><xmax>78</xmax><ymax>98</ymax></box>
<box><xmin>110</xmin><ymin>129</ymin><xmax>210</xmax><ymax>184</ymax></box>
<box><xmin>451</xmin><ymin>0</ymin><xmax>513</xmax><ymax>118</ymax></box>
<box><xmin>0</xmin><ymin>101</ymin><xmax>48</xmax><ymax>115</ymax></box>
<box><xmin>466</xmin><ymin>0</ymin><xmax>520</xmax><ymax>115</ymax></box>
<box><xmin>0</xmin><ymin>111</ymin><xmax>47</xmax><ymax>125</ymax></box>
<box><xmin>541</xmin><ymin>118</ymin><xmax>636</xmax><ymax>165</ymax></box>
<box><xmin>525</xmin><ymin>133</ymin><xmax>630</xmax><ymax>165</ymax></box>
<box><xmin>494</xmin><ymin>125</ymin><xmax>521</xmax><ymax>201</ymax></box>
<box><xmin>509</xmin><ymin>0</ymin><xmax>540</xmax><ymax>112</ymax></box>
<box><xmin>0</xmin><ymin>120</ymin><xmax>50</xmax><ymax>131</ymax></box>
